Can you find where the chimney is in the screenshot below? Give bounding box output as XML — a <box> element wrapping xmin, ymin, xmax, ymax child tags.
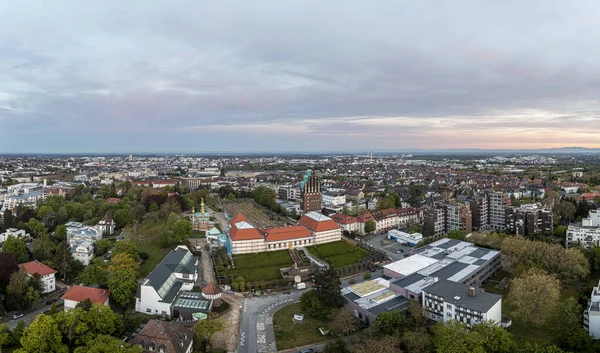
<box><xmin>468</xmin><ymin>286</ymin><xmax>476</xmax><ymax>297</ymax></box>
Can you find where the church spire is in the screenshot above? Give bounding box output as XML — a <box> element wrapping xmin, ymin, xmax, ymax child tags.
<box><xmin>201</xmin><ymin>198</ymin><xmax>205</xmax><ymax>214</ymax></box>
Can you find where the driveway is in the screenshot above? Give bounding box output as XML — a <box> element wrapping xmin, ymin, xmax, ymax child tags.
<box><xmin>238</xmin><ymin>291</ymin><xmax>303</xmax><ymax>353</ymax></box>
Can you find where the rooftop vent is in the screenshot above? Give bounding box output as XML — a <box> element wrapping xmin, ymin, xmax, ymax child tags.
<box><xmin>453</xmin><ymin>296</ymin><xmax>461</xmax><ymax>300</ymax></box>
<box><xmin>468</xmin><ymin>286</ymin><xmax>476</xmax><ymax>297</ymax></box>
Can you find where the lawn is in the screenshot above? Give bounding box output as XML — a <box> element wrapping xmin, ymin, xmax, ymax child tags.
<box><xmin>273</xmin><ymin>302</ymin><xmax>332</xmax><ymax>350</ymax></box>
<box><xmin>190</xmin><ymin>230</ymin><xmax>206</xmax><ymax>238</ymax></box>
<box><xmin>231</xmin><ymin>250</ymin><xmax>293</xmax><ymax>282</ymax></box>
<box><xmin>307</xmin><ymin>240</ymin><xmax>369</xmax><ymax>268</ymax></box>
<box><xmin>136</xmin><ymin>240</ymin><xmax>174</xmax><ymax>277</ymax></box>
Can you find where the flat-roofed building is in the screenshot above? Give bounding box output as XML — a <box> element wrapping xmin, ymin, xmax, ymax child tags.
<box><xmin>342</xmin><ymin>277</ymin><xmax>409</xmax><ymax>326</ymax></box>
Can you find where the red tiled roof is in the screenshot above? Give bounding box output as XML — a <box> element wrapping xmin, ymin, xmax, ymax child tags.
<box><xmin>230</xmin><ymin>213</ymin><xmax>247</xmax><ymax>226</ymax></box>
<box><xmin>228</xmin><ymin>222</ymin><xmax>263</xmax><ymax>241</ymax></box>
<box><xmin>61</xmin><ymin>285</ymin><xmax>110</xmax><ymax>304</ymax></box>
<box><xmin>262</xmin><ymin>226</ymin><xmax>312</xmax><ymax>242</ymax></box>
<box><xmin>106</xmin><ymin>198</ymin><xmax>121</xmax><ymax>204</ymax></box>
<box><xmin>298</xmin><ymin>214</ymin><xmax>340</xmax><ymax>232</ymax></box>
<box><xmin>357</xmin><ymin>212</ymin><xmax>374</xmax><ymax>223</ymax></box>
<box><xmin>330</xmin><ymin>214</ymin><xmax>358</xmax><ymax>225</ymax></box>
<box><xmin>18</xmin><ymin>261</ymin><xmax>56</xmax><ymax>276</ymax></box>
<box><xmin>202</xmin><ymin>282</ymin><xmax>222</xmax><ymax>295</ymax></box>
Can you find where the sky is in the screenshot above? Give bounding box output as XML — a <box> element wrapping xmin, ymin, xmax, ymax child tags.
<box><xmin>2</xmin><ymin>0</ymin><xmax>600</xmax><ymax>153</ymax></box>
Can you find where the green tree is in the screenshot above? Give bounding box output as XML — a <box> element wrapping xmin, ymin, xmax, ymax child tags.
<box><xmin>108</xmin><ymin>253</ymin><xmax>140</xmax><ymax>272</ymax></box>
<box><xmin>431</xmin><ymin>320</ymin><xmax>485</xmax><ymax>353</ymax></box>
<box><xmin>323</xmin><ymin>339</ymin><xmax>350</xmax><ymax>353</ymax></box>
<box><xmin>73</xmin><ymin>335</ymin><xmax>142</xmax><ymax>353</ymax></box>
<box><xmin>94</xmin><ymin>239</ymin><xmax>113</xmax><ymax>257</ymax></box>
<box><xmin>26</xmin><ymin>218</ymin><xmax>46</xmax><ymax>237</ymax></box>
<box><xmin>32</xmin><ymin>232</ymin><xmax>56</xmax><ymax>261</ymax></box>
<box><xmin>54</xmin><ymin>241</ymin><xmax>83</xmax><ymax>283</ymax></box>
<box><xmin>374</xmin><ymin>309</ymin><xmax>407</xmax><ymax>335</ymax></box>
<box><xmin>553</xmin><ymin>297</ymin><xmax>595</xmax><ymax>352</ymax></box>
<box><xmin>470</xmin><ymin>321</ymin><xmax>515</xmax><ymax>353</ymax></box>
<box><xmin>55</xmin><ymin>225</ymin><xmax>68</xmax><ymax>242</ymax></box>
<box><xmin>314</xmin><ymin>266</ymin><xmax>344</xmax><ymax>309</ymax></box>
<box><xmin>447</xmin><ymin>230</ymin><xmax>466</xmax><ymax>240</ymax></box>
<box><xmin>2</xmin><ymin>210</ymin><xmax>14</xmax><ymax>229</ymax></box>
<box><xmin>111</xmin><ymin>240</ymin><xmax>139</xmax><ymax>261</ymax></box>
<box><xmin>16</xmin><ymin>314</ymin><xmax>68</xmax><ymax>353</ymax></box>
<box><xmin>508</xmin><ymin>268</ymin><xmax>560</xmax><ymax>327</ymax></box>
<box><xmin>56</xmin><ymin>207</ymin><xmax>69</xmax><ymax>225</ymax></box>
<box><xmin>193</xmin><ymin>318</ymin><xmax>228</xmax><ymax>351</ymax></box>
<box><xmin>171</xmin><ymin>219</ymin><xmax>193</xmax><ymax>243</ymax></box>
<box><xmin>54</xmin><ymin>307</ymin><xmax>88</xmax><ymax>347</ymax></box>
<box><xmin>300</xmin><ymin>290</ymin><xmax>327</xmax><ymax>319</ymax></box>
<box><xmin>0</xmin><ymin>323</ymin><xmax>9</xmax><ymax>353</ymax></box>
<box><xmin>7</xmin><ymin>270</ymin><xmax>39</xmax><ymax>311</ymax></box>
<box><xmin>2</xmin><ymin>235</ymin><xmax>28</xmax><ymax>263</ymax></box>
<box><xmin>108</xmin><ymin>269</ymin><xmax>138</xmax><ymax>307</ymax></box>
<box><xmin>0</xmin><ymin>252</ymin><xmax>19</xmax><ymax>288</ymax></box>
<box><xmin>329</xmin><ymin>308</ymin><xmax>357</xmax><ymax>337</ymax></box>
<box><xmin>78</xmin><ymin>261</ymin><xmax>109</xmax><ymax>287</ymax></box>
<box><xmin>401</xmin><ymin>328</ymin><xmax>431</xmax><ymax>353</ymax></box>
<box><xmin>364</xmin><ymin>220</ymin><xmax>376</xmax><ymax>234</ymax></box>
<box><xmin>112</xmin><ymin>209</ymin><xmax>132</xmax><ymax>229</ymax></box>
<box><xmin>377</xmin><ymin>196</ymin><xmax>396</xmax><ymax>210</ymax></box>
<box><xmin>408</xmin><ymin>223</ymin><xmax>421</xmax><ymax>234</ymax></box>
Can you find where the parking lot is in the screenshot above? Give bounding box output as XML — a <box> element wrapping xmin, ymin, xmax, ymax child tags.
<box><xmin>366</xmin><ymin>233</ymin><xmax>415</xmax><ymax>261</ymax></box>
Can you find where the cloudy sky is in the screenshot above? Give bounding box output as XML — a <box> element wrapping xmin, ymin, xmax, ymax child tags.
<box><xmin>1</xmin><ymin>0</ymin><xmax>600</xmax><ymax>153</ymax></box>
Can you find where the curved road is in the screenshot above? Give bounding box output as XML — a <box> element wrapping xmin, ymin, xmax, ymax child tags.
<box><xmin>238</xmin><ymin>291</ymin><xmax>303</xmax><ymax>353</ymax></box>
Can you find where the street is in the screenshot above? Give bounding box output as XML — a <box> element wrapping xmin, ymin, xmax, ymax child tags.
<box><xmin>238</xmin><ymin>291</ymin><xmax>303</xmax><ymax>353</ymax></box>
<box><xmin>2</xmin><ymin>288</ymin><xmax>66</xmax><ymax>329</ymax></box>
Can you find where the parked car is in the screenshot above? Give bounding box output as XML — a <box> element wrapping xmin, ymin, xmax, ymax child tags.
<box><xmin>298</xmin><ymin>349</ymin><xmax>315</xmax><ymax>353</ymax></box>
<box><xmin>11</xmin><ymin>313</ymin><xmax>24</xmax><ymax>320</ymax></box>
<box><xmin>46</xmin><ymin>298</ymin><xmax>56</xmax><ymax>305</ymax></box>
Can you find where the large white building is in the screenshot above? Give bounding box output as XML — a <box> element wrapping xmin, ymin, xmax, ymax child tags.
<box><xmin>1</xmin><ymin>191</ymin><xmax>45</xmax><ymax>212</ymax></box>
<box><xmin>18</xmin><ymin>261</ymin><xmax>56</xmax><ymax>293</ymax></box>
<box><xmin>135</xmin><ymin>245</ymin><xmax>199</xmax><ymax>317</ymax></box>
<box><xmin>225</xmin><ymin>212</ymin><xmax>342</xmax><ymax>255</ymax></box>
<box><xmin>322</xmin><ymin>191</ymin><xmax>346</xmax><ymax>206</ymax></box>
<box><xmin>387</xmin><ymin>229</ymin><xmax>423</xmax><ymax>247</ymax></box>
<box><xmin>422</xmin><ymin>279</ymin><xmax>502</xmax><ymax>327</ymax></box>
<box><xmin>566</xmin><ymin>209</ymin><xmax>600</xmax><ymax>248</ymax></box>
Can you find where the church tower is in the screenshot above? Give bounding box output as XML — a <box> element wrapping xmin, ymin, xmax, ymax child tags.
<box><xmin>301</xmin><ymin>170</ymin><xmax>322</xmax><ymax>213</ymax></box>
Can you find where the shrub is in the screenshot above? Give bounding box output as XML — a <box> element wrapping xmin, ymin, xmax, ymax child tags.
<box><xmin>139</xmin><ymin>252</ymin><xmax>149</xmax><ymax>260</ymax></box>
<box><xmin>363</xmin><ymin>273</ymin><xmax>372</xmax><ymax>280</ymax></box>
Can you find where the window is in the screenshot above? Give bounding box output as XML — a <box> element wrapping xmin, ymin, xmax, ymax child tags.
<box><xmin>161</xmin><ymin>311</ymin><xmax>167</xmax><ymax>315</ymax></box>
<box><xmin>146</xmin><ymin>308</ymin><xmax>151</xmax><ymax>313</ymax></box>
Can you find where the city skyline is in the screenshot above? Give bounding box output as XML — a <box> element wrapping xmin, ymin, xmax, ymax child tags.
<box><xmin>2</xmin><ymin>1</ymin><xmax>600</xmax><ymax>153</ymax></box>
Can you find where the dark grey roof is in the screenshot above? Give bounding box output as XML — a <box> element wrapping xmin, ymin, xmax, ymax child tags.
<box><xmin>162</xmin><ymin>281</ymin><xmax>183</xmax><ymax>304</ymax></box>
<box><xmin>424</xmin><ymin>279</ymin><xmax>501</xmax><ymax>313</ymax></box>
<box><xmin>146</xmin><ymin>247</ymin><xmax>197</xmax><ymax>292</ymax></box>
<box><xmin>429</xmin><ymin>261</ymin><xmax>469</xmax><ymax>281</ymax></box>
<box><xmin>468</xmin><ymin>248</ymin><xmax>490</xmax><ymax>259</ymax></box>
<box><xmin>434</xmin><ymin>239</ymin><xmax>462</xmax><ymax>249</ymax></box>
<box><xmin>473</xmin><ymin>259</ymin><xmax>487</xmax><ymax>266</ymax></box>
<box><xmin>368</xmin><ymin>296</ymin><xmax>409</xmax><ymax>315</ymax></box>
<box><xmin>429</xmin><ymin>252</ymin><xmax>447</xmax><ymax>260</ymax></box>
<box><xmin>393</xmin><ymin>273</ymin><xmax>425</xmax><ymax>288</ymax></box>
<box><xmin>343</xmin><ymin>292</ymin><xmax>361</xmax><ymax>301</ymax></box>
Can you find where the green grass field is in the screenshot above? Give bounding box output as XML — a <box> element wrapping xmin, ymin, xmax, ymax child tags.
<box><xmin>190</xmin><ymin>230</ymin><xmax>206</xmax><ymax>238</ymax></box>
<box><xmin>273</xmin><ymin>302</ymin><xmax>332</xmax><ymax>350</ymax></box>
<box><xmin>136</xmin><ymin>240</ymin><xmax>174</xmax><ymax>277</ymax></box>
<box><xmin>231</xmin><ymin>250</ymin><xmax>293</xmax><ymax>282</ymax></box>
<box><xmin>307</xmin><ymin>240</ymin><xmax>369</xmax><ymax>268</ymax></box>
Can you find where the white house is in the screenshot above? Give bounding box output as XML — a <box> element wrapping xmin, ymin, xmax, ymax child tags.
<box><xmin>61</xmin><ymin>285</ymin><xmax>110</xmax><ymax>311</ymax></box>
<box><xmin>70</xmin><ymin>239</ymin><xmax>94</xmax><ymax>266</ymax></box>
<box><xmin>18</xmin><ymin>261</ymin><xmax>57</xmax><ymax>293</ymax></box>
<box><xmin>566</xmin><ymin>209</ymin><xmax>600</xmax><ymax>248</ymax></box>
<box><xmin>0</xmin><ymin>228</ymin><xmax>29</xmax><ymax>243</ymax></box>
<box><xmin>135</xmin><ymin>245</ymin><xmax>198</xmax><ymax>316</ymax></box>
<box><xmin>321</xmin><ymin>191</ymin><xmax>346</xmax><ymax>206</ymax></box>
<box><xmin>421</xmin><ymin>279</ymin><xmax>502</xmax><ymax>327</ymax></box>
<box><xmin>96</xmin><ymin>215</ymin><xmax>116</xmax><ymax>235</ymax></box>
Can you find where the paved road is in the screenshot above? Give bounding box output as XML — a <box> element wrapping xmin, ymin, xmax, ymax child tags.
<box><xmin>238</xmin><ymin>291</ymin><xmax>303</xmax><ymax>353</ymax></box>
<box><xmin>4</xmin><ymin>296</ymin><xmax>65</xmax><ymax>329</ymax></box>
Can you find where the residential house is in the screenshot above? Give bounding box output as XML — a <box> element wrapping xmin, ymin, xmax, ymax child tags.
<box><xmin>61</xmin><ymin>285</ymin><xmax>110</xmax><ymax>311</ymax></box>
<box><xmin>130</xmin><ymin>319</ymin><xmax>193</xmax><ymax>353</ymax></box>
<box><xmin>18</xmin><ymin>260</ymin><xmax>56</xmax><ymax>293</ymax></box>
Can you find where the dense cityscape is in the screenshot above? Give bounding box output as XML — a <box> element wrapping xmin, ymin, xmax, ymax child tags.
<box><xmin>0</xmin><ymin>152</ymin><xmax>598</xmax><ymax>352</ymax></box>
